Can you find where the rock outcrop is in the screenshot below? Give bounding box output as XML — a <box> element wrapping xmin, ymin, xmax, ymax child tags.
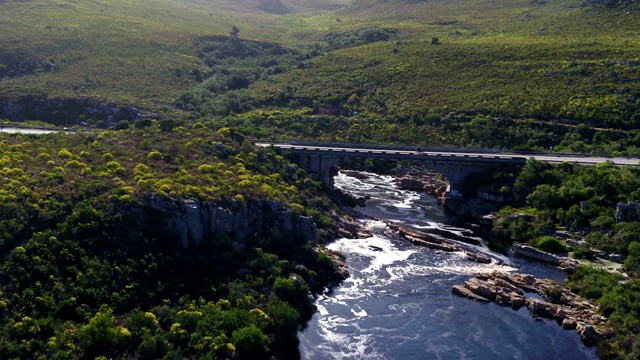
<box><xmin>331</xmin><ymin>212</ymin><xmax>372</xmax><ymax>239</ymax></box>
<box><xmin>512</xmin><ymin>243</ymin><xmax>561</xmax><ymax>265</ymax></box>
<box><xmin>443</xmin><ymin>197</ymin><xmax>502</xmax><ymax>225</ymax></box>
<box><xmin>394</xmin><ymin>165</ymin><xmax>448</xmax><ymax>201</ymax></box>
<box><xmin>317</xmin><ymin>247</ymin><xmax>350</xmax><ymax>279</ymax></box>
<box><xmin>616</xmin><ymin>201</ymin><xmax>639</xmax><ymax>222</ymax></box>
<box><xmin>388</xmin><ymin>222</ymin><xmax>492</xmax><ymax>263</ymax></box>
<box><xmin>138</xmin><ymin>196</ymin><xmax>318</xmax><ymax>248</ymax></box>
<box><xmin>0</xmin><ymin>95</ymin><xmax>158</xmax><ymax>124</ymax></box>
<box><xmin>452</xmin><ymin>271</ymin><xmax>612</xmax><ymax>345</ymax></box>
<box><xmin>511</xmin><ymin>243</ymin><xmax>580</xmax><ymax>272</ymax></box>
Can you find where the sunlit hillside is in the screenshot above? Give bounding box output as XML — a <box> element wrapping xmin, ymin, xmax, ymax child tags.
<box><xmin>0</xmin><ymin>0</ymin><xmax>638</xmax><ymax>126</ymax></box>
<box><xmin>0</xmin><ymin>0</ymin><xmax>344</xmax><ymax>109</ymax></box>
<box><xmin>251</xmin><ymin>0</ymin><xmax>640</xmax><ymax>128</ymax></box>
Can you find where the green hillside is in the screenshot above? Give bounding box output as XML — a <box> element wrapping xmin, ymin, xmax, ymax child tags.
<box><xmin>0</xmin><ymin>0</ymin><xmax>342</xmax><ymax>109</ymax></box>
<box><xmin>250</xmin><ymin>0</ymin><xmax>640</xmax><ymax>127</ymax></box>
<box><xmin>1</xmin><ymin>0</ymin><xmax>638</xmax><ymax>131</ymax></box>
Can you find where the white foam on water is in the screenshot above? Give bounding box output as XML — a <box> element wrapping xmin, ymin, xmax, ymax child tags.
<box><xmin>302</xmin><ymin>170</ymin><xmax>597</xmax><ymax>360</ymax></box>
<box><xmin>351</xmin><ymin>304</ymin><xmax>368</xmax><ymax>317</ymax></box>
<box><xmin>326</xmin><ymin>233</ymin><xmax>416</xmax><ymax>277</ymax></box>
<box><xmin>313</xmin><ymin>310</ymin><xmax>386</xmax><ymax>360</ymax></box>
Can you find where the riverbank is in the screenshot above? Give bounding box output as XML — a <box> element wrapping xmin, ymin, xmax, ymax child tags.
<box><xmin>300</xmin><ymin>170</ymin><xmax>598</xmax><ymax>359</ymax></box>
<box><xmin>452</xmin><ymin>271</ymin><xmax>612</xmax><ymax>345</ymax></box>
<box><xmin>331</xmin><ymin>167</ymin><xmax>614</xmax><ymax>354</ymax></box>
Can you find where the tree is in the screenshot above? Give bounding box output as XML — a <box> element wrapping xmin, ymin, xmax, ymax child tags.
<box><xmin>624</xmin><ymin>241</ymin><xmax>640</xmax><ymax>275</ymax></box>
<box><xmin>535</xmin><ymin>236</ymin><xmax>567</xmax><ymax>254</ymax></box>
<box><xmin>115</xmin><ymin>120</ymin><xmax>130</xmax><ymax>130</ymax></box>
<box><xmin>230</xmin><ymin>25</ymin><xmax>240</xmax><ymax>38</ymax></box>
<box><xmin>78</xmin><ymin>309</ymin><xmax>128</xmax><ymax>358</ymax></box>
<box><xmin>232</xmin><ymin>325</ymin><xmax>270</xmax><ymax>359</ymax></box>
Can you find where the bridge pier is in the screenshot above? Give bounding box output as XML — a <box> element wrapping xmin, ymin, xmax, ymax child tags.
<box><xmin>299</xmin><ymin>155</ymin><xmax>340</xmax><ymax>186</ymax></box>
<box><xmin>423</xmin><ymin>160</ymin><xmax>489</xmax><ymax>195</ymax></box>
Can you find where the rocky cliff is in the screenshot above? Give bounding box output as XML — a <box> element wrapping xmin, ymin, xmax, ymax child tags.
<box><xmin>0</xmin><ymin>95</ymin><xmax>157</xmax><ymax>124</ymax></box>
<box><xmin>134</xmin><ymin>196</ymin><xmax>318</xmax><ymax>248</ymax></box>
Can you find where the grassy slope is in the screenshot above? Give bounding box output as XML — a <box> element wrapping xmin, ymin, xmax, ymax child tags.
<box><xmin>0</xmin><ymin>0</ymin><xmax>305</xmax><ymax>108</ymax></box>
<box><xmin>252</xmin><ymin>0</ymin><xmax>640</xmax><ymax>122</ymax></box>
<box><xmin>0</xmin><ymin>0</ymin><xmax>638</xmax><ymax>123</ymax></box>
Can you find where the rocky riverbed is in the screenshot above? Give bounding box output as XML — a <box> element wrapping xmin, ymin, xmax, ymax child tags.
<box><xmin>332</xmin><ymin>168</ymin><xmax>613</xmax><ymax>351</ymax></box>
<box><xmin>301</xmin><ymin>170</ymin><xmax>598</xmax><ymax>359</ymax></box>
<box><xmin>452</xmin><ymin>271</ymin><xmax>613</xmax><ymax>345</ymax></box>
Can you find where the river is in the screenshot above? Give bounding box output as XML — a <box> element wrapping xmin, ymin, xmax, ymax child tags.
<box><xmin>299</xmin><ymin>171</ymin><xmax>598</xmax><ymax>360</ymax></box>
<box><xmin>0</xmin><ymin>126</ymin><xmax>69</xmax><ymax>134</ymax></box>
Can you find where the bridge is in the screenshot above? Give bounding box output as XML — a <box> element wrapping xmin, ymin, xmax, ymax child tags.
<box><xmin>255</xmin><ymin>141</ymin><xmax>640</xmax><ymax>190</ymax></box>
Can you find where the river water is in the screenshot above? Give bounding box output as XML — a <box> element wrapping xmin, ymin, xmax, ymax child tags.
<box><xmin>299</xmin><ymin>171</ymin><xmax>598</xmax><ymax>360</ymax></box>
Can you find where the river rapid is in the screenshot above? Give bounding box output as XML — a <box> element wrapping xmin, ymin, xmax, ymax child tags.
<box><xmin>299</xmin><ymin>171</ymin><xmax>598</xmax><ymax>360</ymax></box>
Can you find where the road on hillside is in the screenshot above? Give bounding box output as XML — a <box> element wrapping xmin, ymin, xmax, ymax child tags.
<box><xmin>255</xmin><ymin>142</ymin><xmax>640</xmax><ymax>166</ymax></box>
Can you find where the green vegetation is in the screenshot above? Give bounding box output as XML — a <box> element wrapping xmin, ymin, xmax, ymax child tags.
<box><xmin>206</xmin><ymin>110</ymin><xmax>640</xmax><ymax>155</ymax></box>
<box><xmin>177</xmin><ymin>34</ymin><xmax>304</xmax><ymax>116</ymax></box>
<box><xmin>568</xmin><ymin>267</ymin><xmax>640</xmax><ymax>359</ymax></box>
<box><xmin>535</xmin><ymin>236</ymin><xmax>568</xmax><ymax>254</ymax></box>
<box><xmin>0</xmin><ymin>0</ymin><xmax>638</xmax><ymax>139</ymax></box>
<box><xmin>0</xmin><ymin>125</ymin><xmax>342</xmax><ymax>358</ymax></box>
<box><xmin>469</xmin><ymin>159</ymin><xmax>640</xmax><ymax>358</ymax></box>
<box><xmin>322</xmin><ymin>27</ymin><xmax>400</xmax><ymax>51</ymax></box>
<box><xmin>2</xmin><ymin>0</ymin><xmax>640</xmax><ymax>358</ymax></box>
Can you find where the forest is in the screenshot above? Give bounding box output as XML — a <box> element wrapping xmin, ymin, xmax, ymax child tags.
<box><xmin>0</xmin><ymin>122</ymin><xmax>344</xmax><ymax>359</ymax></box>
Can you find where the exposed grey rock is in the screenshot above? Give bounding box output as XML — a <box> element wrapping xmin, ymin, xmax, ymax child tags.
<box><xmin>577</xmin><ymin>323</ymin><xmax>603</xmax><ymax>344</ymax></box>
<box><xmin>512</xmin><ymin>243</ymin><xmax>561</xmax><ymax>265</ymax></box>
<box><xmin>452</xmin><ymin>284</ymin><xmax>490</xmax><ymax>302</ymax></box>
<box><xmin>562</xmin><ymin>318</ymin><xmax>578</xmax><ymax>329</ymax></box>
<box><xmin>398</xmin><ymin>177</ymin><xmax>425</xmax><ymax>191</ymax></box>
<box><xmin>616</xmin><ymin>202</ymin><xmax>639</xmax><ymax>222</ymax></box>
<box><xmin>299</xmin><ymin>216</ymin><xmax>318</xmax><ymax>242</ymax></box>
<box><xmin>395</xmin><ymin>165</ymin><xmax>408</xmax><ymax>176</ymax></box>
<box><xmin>140</xmin><ymin>197</ymin><xmax>318</xmax><ymax>248</ymax></box>
<box><xmin>452</xmin><ymin>271</ymin><xmax>612</xmax><ymax>346</ymax></box>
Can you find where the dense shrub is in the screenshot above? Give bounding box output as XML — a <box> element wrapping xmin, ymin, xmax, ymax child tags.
<box><xmin>535</xmin><ymin>236</ymin><xmax>568</xmax><ymax>254</ymax></box>
<box><xmin>0</xmin><ymin>127</ymin><xmax>340</xmax><ymax>359</ymax></box>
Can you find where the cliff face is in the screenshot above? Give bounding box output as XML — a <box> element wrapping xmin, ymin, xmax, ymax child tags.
<box><xmin>138</xmin><ymin>196</ymin><xmax>318</xmax><ymax>248</ymax></box>
<box><xmin>0</xmin><ymin>96</ymin><xmax>156</xmax><ymax>124</ymax></box>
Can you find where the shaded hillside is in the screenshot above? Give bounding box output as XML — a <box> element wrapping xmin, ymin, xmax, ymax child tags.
<box><xmin>0</xmin><ymin>123</ymin><xmax>343</xmax><ymax>358</ymax></box>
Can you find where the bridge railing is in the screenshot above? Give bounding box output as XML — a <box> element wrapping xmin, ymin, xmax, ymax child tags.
<box><xmin>256</xmin><ymin>139</ymin><xmax>640</xmax><ymax>160</ymax></box>
<box><xmin>256</xmin><ymin>139</ymin><xmax>500</xmax><ymax>154</ymax></box>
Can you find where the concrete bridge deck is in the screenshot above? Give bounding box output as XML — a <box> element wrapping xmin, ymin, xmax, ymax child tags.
<box><xmin>256</xmin><ymin>141</ymin><xmax>640</xmax><ymax>166</ymax></box>
<box><xmin>255</xmin><ymin>141</ymin><xmax>640</xmax><ymax>188</ymax></box>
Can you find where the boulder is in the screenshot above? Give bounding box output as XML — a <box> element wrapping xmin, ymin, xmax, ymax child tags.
<box><xmin>395</xmin><ymin>165</ymin><xmax>409</xmax><ymax>176</ymax></box>
<box><xmin>512</xmin><ymin>243</ymin><xmax>561</xmax><ymax>265</ymax></box>
<box><xmin>577</xmin><ymin>323</ymin><xmax>602</xmax><ymax>344</ymax></box>
<box><xmin>465</xmin><ymin>252</ymin><xmax>492</xmax><ymax>264</ymax></box>
<box><xmin>452</xmin><ymin>285</ymin><xmax>490</xmax><ymax>302</ymax></box>
<box><xmin>562</xmin><ymin>318</ymin><xmax>577</xmax><ymax>329</ymax></box>
<box><xmin>398</xmin><ymin>177</ymin><xmax>425</xmax><ymax>191</ymax></box>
